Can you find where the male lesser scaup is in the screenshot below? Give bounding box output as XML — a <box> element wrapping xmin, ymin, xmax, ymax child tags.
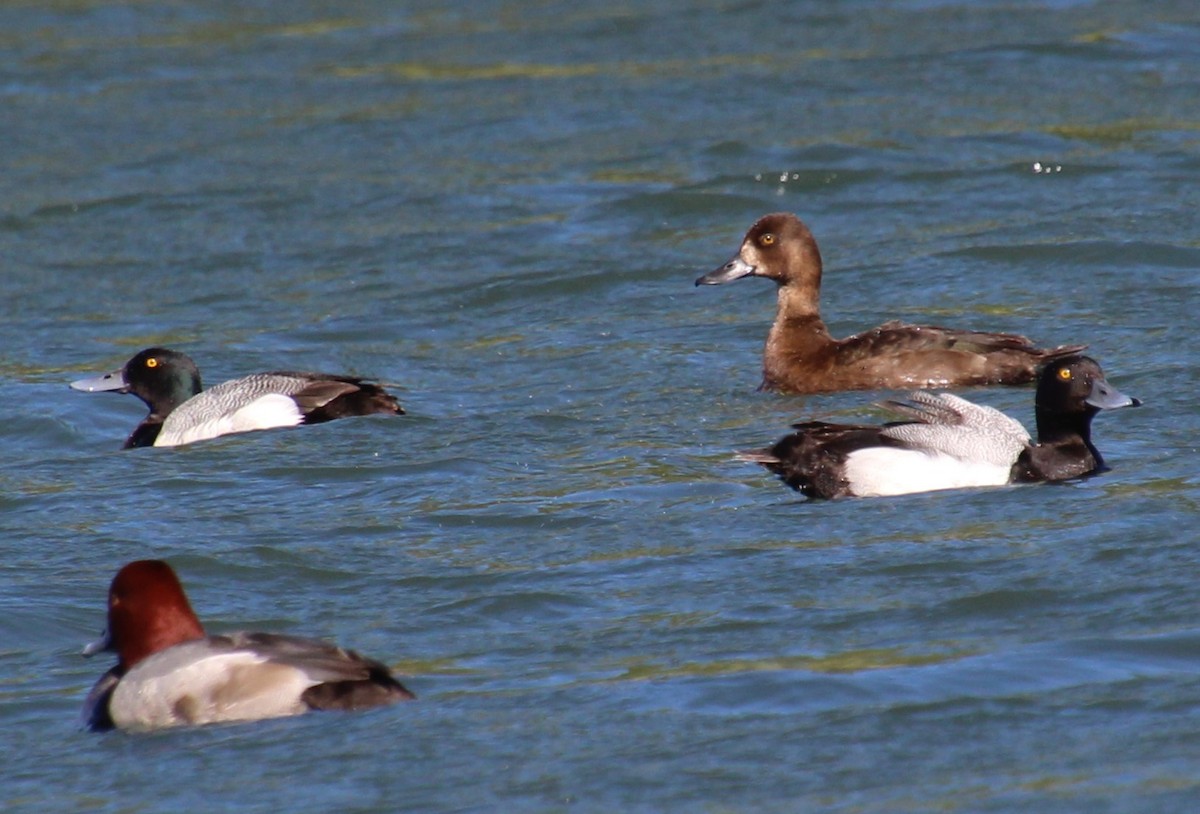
<box><xmin>71</xmin><ymin>347</ymin><xmax>403</xmax><ymax>448</ymax></box>
<box><xmin>742</xmin><ymin>355</ymin><xmax>1139</xmax><ymax>499</ymax></box>
<box><xmin>82</xmin><ymin>560</ymin><xmax>414</xmax><ymax>731</ymax></box>
<box><xmin>696</xmin><ymin>213</ymin><xmax>1085</xmax><ymax>393</ymax></box>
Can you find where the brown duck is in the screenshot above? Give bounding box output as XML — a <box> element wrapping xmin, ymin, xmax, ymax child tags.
<box><xmin>696</xmin><ymin>213</ymin><xmax>1085</xmax><ymax>394</ymax></box>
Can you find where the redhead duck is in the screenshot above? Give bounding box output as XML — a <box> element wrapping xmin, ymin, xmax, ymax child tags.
<box><xmin>741</xmin><ymin>355</ymin><xmax>1139</xmax><ymax>499</ymax></box>
<box><xmin>696</xmin><ymin>213</ymin><xmax>1085</xmax><ymax>393</ymax></box>
<box><xmin>82</xmin><ymin>560</ymin><xmax>414</xmax><ymax>731</ymax></box>
<box><xmin>71</xmin><ymin>347</ymin><xmax>403</xmax><ymax>448</ymax></box>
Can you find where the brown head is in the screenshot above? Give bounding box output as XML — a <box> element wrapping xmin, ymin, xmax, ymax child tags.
<box><xmin>94</xmin><ymin>560</ymin><xmax>207</xmax><ymax>670</ymax></box>
<box><xmin>697</xmin><ymin>211</ymin><xmax>823</xmax><ymax>284</ymax></box>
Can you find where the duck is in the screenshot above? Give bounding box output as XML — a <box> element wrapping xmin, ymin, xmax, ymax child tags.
<box><xmin>70</xmin><ymin>347</ymin><xmax>403</xmax><ymax>448</ymax></box>
<box><xmin>740</xmin><ymin>355</ymin><xmax>1139</xmax><ymax>499</ymax></box>
<box><xmin>695</xmin><ymin>212</ymin><xmax>1086</xmax><ymax>393</ymax></box>
<box><xmin>82</xmin><ymin>560</ymin><xmax>415</xmax><ymax>731</ymax></box>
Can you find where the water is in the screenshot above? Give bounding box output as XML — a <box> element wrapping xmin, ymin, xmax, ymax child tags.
<box><xmin>3</xmin><ymin>1</ymin><xmax>1199</xmax><ymax>811</ymax></box>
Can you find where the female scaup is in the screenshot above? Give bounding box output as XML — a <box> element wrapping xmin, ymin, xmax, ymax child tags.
<box><xmin>742</xmin><ymin>355</ymin><xmax>1139</xmax><ymax>499</ymax></box>
<box><xmin>82</xmin><ymin>560</ymin><xmax>414</xmax><ymax>731</ymax></box>
<box><xmin>696</xmin><ymin>212</ymin><xmax>1085</xmax><ymax>393</ymax></box>
<box><xmin>71</xmin><ymin>347</ymin><xmax>403</xmax><ymax>448</ymax></box>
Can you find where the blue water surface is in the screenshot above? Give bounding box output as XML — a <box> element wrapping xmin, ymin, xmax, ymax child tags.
<box><xmin>2</xmin><ymin>1</ymin><xmax>1199</xmax><ymax>811</ymax></box>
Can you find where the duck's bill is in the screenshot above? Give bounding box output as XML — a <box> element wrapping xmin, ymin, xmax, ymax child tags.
<box><xmin>1087</xmin><ymin>378</ymin><xmax>1141</xmax><ymax>410</ymax></box>
<box><xmin>82</xmin><ymin>628</ymin><xmax>111</xmax><ymax>657</ymax></box>
<box><xmin>70</xmin><ymin>369</ymin><xmax>129</xmax><ymax>393</ymax></box>
<box><xmin>695</xmin><ymin>256</ymin><xmax>756</xmax><ymax>286</ymax></box>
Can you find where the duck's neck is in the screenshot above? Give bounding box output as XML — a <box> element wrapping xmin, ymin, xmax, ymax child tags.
<box><xmin>775</xmin><ymin>277</ymin><xmax>822</xmax><ymax>319</ymax></box>
<box><xmin>145</xmin><ymin>372</ymin><xmax>201</xmax><ymax>419</ymax></box>
<box><xmin>1035</xmin><ymin>408</ymin><xmax>1103</xmax><ymax>467</ymax></box>
<box><xmin>157</xmin><ymin>388</ymin><xmax>196</xmax><ymax>418</ymax></box>
<box><xmin>762</xmin><ymin>286</ymin><xmax>834</xmax><ymax>388</ymax></box>
<box><xmin>768</xmin><ymin>282</ymin><xmax>832</xmax><ymax>338</ymax></box>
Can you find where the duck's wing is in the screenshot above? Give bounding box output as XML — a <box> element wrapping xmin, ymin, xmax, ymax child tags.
<box><xmin>862</xmin><ymin>321</ymin><xmax>1085</xmax><ymax>358</ymax></box>
<box><xmin>831</xmin><ymin>321</ymin><xmax>1087</xmax><ymax>387</ymax></box>
<box><xmin>156</xmin><ymin>373</ymin><xmax>402</xmax><ymax>445</ymax></box>
<box><xmin>228</xmin><ymin>632</ymin><xmax>415</xmax><ymax>709</ymax></box>
<box><xmin>272</xmin><ymin>374</ymin><xmax>404</xmax><ymax>421</ymax></box>
<box><xmin>879</xmin><ymin>392</ymin><xmax>1030</xmax><ymax>467</ymax></box>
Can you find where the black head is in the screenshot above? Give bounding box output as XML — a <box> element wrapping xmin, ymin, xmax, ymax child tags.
<box><xmin>1036</xmin><ymin>355</ymin><xmax>1140</xmax><ymax>417</ymax></box>
<box><xmin>70</xmin><ymin>348</ymin><xmax>205</xmax><ymax>448</ymax></box>
<box><xmin>1015</xmin><ymin>355</ymin><xmax>1139</xmax><ymax>481</ymax></box>
<box><xmin>72</xmin><ymin>347</ymin><xmax>202</xmax><ymax>415</ymax></box>
<box><xmin>117</xmin><ymin>348</ymin><xmax>203</xmax><ymax>414</ymax></box>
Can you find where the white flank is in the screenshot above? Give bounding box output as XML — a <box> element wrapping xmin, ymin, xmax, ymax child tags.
<box><xmin>157</xmin><ymin>394</ymin><xmax>303</xmax><ymax>447</ymax></box>
<box><xmin>842</xmin><ymin>447</ymin><xmax>1012</xmax><ymax>498</ymax></box>
<box><xmin>108</xmin><ymin>645</ymin><xmax>316</xmax><ymax>730</ymax></box>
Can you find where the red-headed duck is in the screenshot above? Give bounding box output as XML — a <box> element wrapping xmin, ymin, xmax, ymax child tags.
<box><xmin>696</xmin><ymin>213</ymin><xmax>1086</xmax><ymax>393</ymax></box>
<box><xmin>71</xmin><ymin>347</ymin><xmax>403</xmax><ymax>448</ymax></box>
<box><xmin>82</xmin><ymin>560</ymin><xmax>414</xmax><ymax>731</ymax></box>
<box><xmin>741</xmin><ymin>355</ymin><xmax>1139</xmax><ymax>499</ymax></box>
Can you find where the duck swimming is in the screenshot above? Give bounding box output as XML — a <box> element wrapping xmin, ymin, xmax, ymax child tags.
<box><xmin>696</xmin><ymin>212</ymin><xmax>1085</xmax><ymax>393</ymax></box>
<box><xmin>82</xmin><ymin>560</ymin><xmax>415</xmax><ymax>731</ymax></box>
<box><xmin>742</xmin><ymin>355</ymin><xmax>1139</xmax><ymax>499</ymax></box>
<box><xmin>71</xmin><ymin>347</ymin><xmax>403</xmax><ymax>448</ymax></box>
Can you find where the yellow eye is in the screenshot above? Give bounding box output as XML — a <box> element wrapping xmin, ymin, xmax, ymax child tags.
<box><xmin>1057</xmin><ymin>367</ymin><xmax>1072</xmax><ymax>381</ymax></box>
<box><xmin>760</xmin><ymin>233</ymin><xmax>776</xmax><ymax>247</ymax></box>
<box><xmin>146</xmin><ymin>358</ymin><xmax>159</xmax><ymax>369</ymax></box>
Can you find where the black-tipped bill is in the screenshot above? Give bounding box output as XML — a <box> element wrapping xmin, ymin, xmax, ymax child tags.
<box><xmin>70</xmin><ymin>369</ymin><xmax>129</xmax><ymax>393</ymax></box>
<box><xmin>695</xmin><ymin>256</ymin><xmax>756</xmax><ymax>286</ymax></box>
